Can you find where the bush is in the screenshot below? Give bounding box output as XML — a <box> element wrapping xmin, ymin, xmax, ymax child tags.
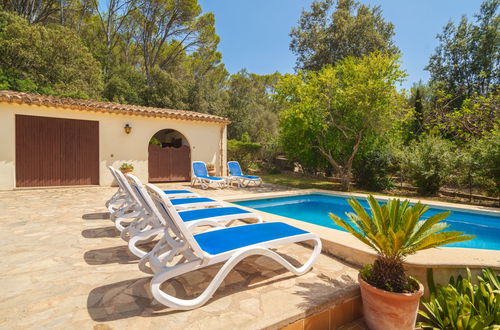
<box><xmin>354</xmin><ymin>148</ymin><xmax>394</xmax><ymax>191</ymax></box>
<box><xmin>419</xmin><ymin>268</ymin><xmax>500</xmax><ymax>329</ymax></box>
<box><xmin>475</xmin><ymin>130</ymin><xmax>500</xmax><ymax>196</ymax></box>
<box><xmin>227</xmin><ymin>138</ymin><xmax>262</xmax><ymax>171</ymax></box>
<box><xmin>399</xmin><ymin>133</ymin><xmax>454</xmax><ymax>195</ymax></box>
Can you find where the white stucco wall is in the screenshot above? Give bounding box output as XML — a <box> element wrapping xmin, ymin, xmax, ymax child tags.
<box><xmin>0</xmin><ymin>103</ymin><xmax>227</xmax><ymax>190</ymax></box>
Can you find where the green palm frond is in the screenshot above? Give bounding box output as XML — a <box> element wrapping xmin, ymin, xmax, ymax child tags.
<box><xmin>330</xmin><ymin>195</ymin><xmax>475</xmax><ymax>259</ymax></box>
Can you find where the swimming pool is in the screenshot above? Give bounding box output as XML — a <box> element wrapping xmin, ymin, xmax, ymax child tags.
<box><xmin>234</xmin><ymin>194</ymin><xmax>500</xmax><ymax>250</ymax></box>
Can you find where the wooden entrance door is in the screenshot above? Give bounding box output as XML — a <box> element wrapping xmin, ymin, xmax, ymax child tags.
<box><xmin>148</xmin><ymin>144</ymin><xmax>190</xmax><ymax>182</ymax></box>
<box><xmin>15</xmin><ymin>115</ymin><xmax>99</xmax><ymax>187</ymax></box>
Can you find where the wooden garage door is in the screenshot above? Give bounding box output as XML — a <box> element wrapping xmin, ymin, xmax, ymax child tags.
<box><xmin>16</xmin><ymin>115</ymin><xmax>99</xmax><ymax>187</ymax></box>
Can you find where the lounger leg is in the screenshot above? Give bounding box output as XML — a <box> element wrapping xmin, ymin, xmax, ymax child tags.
<box><xmin>151</xmin><ymin>239</ymin><xmax>322</xmax><ymax>310</ymax></box>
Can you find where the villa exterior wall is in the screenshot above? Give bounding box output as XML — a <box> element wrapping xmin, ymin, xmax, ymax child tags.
<box><xmin>0</xmin><ymin>102</ymin><xmax>227</xmax><ymax>190</ymax></box>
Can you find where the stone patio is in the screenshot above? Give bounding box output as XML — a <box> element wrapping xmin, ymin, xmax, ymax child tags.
<box><xmin>0</xmin><ymin>182</ymin><xmax>361</xmax><ymax>329</ymax></box>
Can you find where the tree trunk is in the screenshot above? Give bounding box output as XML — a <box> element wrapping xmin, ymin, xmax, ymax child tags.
<box><xmin>340</xmin><ymin>169</ymin><xmax>351</xmax><ymax>191</ymax></box>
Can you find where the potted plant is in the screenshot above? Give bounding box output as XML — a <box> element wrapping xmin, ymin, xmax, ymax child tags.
<box><xmin>329</xmin><ymin>195</ymin><xmax>474</xmax><ymax>330</ymax></box>
<box><xmin>119</xmin><ymin>162</ymin><xmax>134</xmax><ymax>174</ymax></box>
<box><xmin>206</xmin><ymin>163</ymin><xmax>216</xmax><ymax>176</ymax></box>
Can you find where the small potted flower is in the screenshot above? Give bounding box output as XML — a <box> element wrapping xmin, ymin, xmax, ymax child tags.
<box><xmin>206</xmin><ymin>163</ymin><xmax>216</xmax><ymax>176</ymax></box>
<box><xmin>329</xmin><ymin>195</ymin><xmax>474</xmax><ymax>330</ymax></box>
<box><xmin>119</xmin><ymin>162</ymin><xmax>134</xmax><ymax>174</ymax></box>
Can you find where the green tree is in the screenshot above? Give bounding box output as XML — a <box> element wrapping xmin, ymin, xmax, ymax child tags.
<box><xmin>103</xmin><ymin>64</ymin><xmax>145</xmax><ymax>104</ymax></box>
<box><xmin>141</xmin><ymin>66</ymin><xmax>187</xmax><ymax>109</ymax></box>
<box><xmin>1</xmin><ymin>0</ymin><xmax>60</xmax><ymax>24</ymax></box>
<box><xmin>276</xmin><ymin>52</ymin><xmax>406</xmax><ymax>191</ymax></box>
<box><xmin>0</xmin><ymin>11</ymin><xmax>103</xmax><ymax>98</ymax></box>
<box><xmin>133</xmin><ymin>0</ymin><xmax>218</xmax><ymax>85</ymax></box>
<box><xmin>91</xmin><ymin>0</ymin><xmax>137</xmax><ymax>73</ymax></box>
<box><xmin>225</xmin><ymin>70</ymin><xmax>282</xmax><ymax>142</ymax></box>
<box><xmin>426</xmin><ymin>0</ymin><xmax>499</xmax><ymax>105</ymax></box>
<box><xmin>432</xmin><ymin>89</ymin><xmax>499</xmax><ymax>140</ymax></box>
<box><xmin>290</xmin><ymin>0</ymin><xmax>398</xmax><ymax>70</ymax></box>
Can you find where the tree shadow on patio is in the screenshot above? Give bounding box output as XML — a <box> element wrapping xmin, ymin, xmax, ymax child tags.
<box><xmin>82</xmin><ymin>212</ymin><xmax>110</xmax><ymax>220</ymax></box>
<box><xmin>87</xmin><ymin>253</ymin><xmax>302</xmax><ymax>322</ymax></box>
<box><xmin>294</xmin><ymin>273</ymin><xmax>358</xmax><ymax>311</ymax></box>
<box><xmin>82</xmin><ymin>226</ymin><xmax>120</xmax><ymax>238</ymax></box>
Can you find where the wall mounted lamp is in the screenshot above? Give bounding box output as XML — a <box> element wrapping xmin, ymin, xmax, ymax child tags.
<box><xmin>124</xmin><ymin>124</ymin><xmax>132</xmax><ymax>134</ymax></box>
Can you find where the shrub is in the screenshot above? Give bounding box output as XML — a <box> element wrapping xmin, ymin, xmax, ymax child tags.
<box><xmin>227</xmin><ymin>138</ymin><xmax>262</xmax><ymax>171</ymax></box>
<box><xmin>149</xmin><ymin>137</ymin><xmax>162</xmax><ymax>147</ymax></box>
<box><xmin>475</xmin><ymin>130</ymin><xmax>500</xmax><ymax>196</ymax></box>
<box><xmin>419</xmin><ymin>268</ymin><xmax>500</xmax><ymax>329</ymax></box>
<box><xmin>354</xmin><ymin>148</ymin><xmax>395</xmax><ymax>191</ymax></box>
<box><xmin>399</xmin><ymin>133</ymin><xmax>454</xmax><ymax>195</ymax></box>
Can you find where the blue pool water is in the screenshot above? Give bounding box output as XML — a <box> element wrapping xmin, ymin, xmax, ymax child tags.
<box><xmin>234</xmin><ymin>194</ymin><xmax>500</xmax><ymax>250</ymax></box>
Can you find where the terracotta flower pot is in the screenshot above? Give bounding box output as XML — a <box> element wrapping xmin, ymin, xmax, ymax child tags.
<box><xmin>120</xmin><ymin>169</ymin><xmax>133</xmax><ymax>174</ymax></box>
<box><xmin>358</xmin><ymin>274</ymin><xmax>424</xmax><ymax>330</ymax></box>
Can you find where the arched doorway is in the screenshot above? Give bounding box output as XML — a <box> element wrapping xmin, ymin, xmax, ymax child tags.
<box><xmin>148</xmin><ymin>129</ymin><xmax>191</xmax><ymax>182</ymax></box>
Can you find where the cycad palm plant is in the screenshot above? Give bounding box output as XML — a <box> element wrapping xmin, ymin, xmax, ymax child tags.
<box><xmin>330</xmin><ymin>195</ymin><xmax>474</xmax><ymax>292</ymax></box>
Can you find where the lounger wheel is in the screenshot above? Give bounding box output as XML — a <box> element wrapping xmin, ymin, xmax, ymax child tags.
<box><xmin>151</xmin><ymin>240</ymin><xmax>321</xmax><ymax>310</ymax></box>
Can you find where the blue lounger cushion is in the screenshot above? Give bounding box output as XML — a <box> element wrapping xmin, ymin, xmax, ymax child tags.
<box><xmin>194</xmin><ymin>222</ymin><xmax>309</xmax><ymax>255</ymax></box>
<box><xmin>170</xmin><ymin>197</ymin><xmax>215</xmax><ymax>205</ymax></box>
<box><xmin>196</xmin><ymin>175</ymin><xmax>224</xmax><ymax>181</ymax></box>
<box><xmin>179</xmin><ymin>207</ymin><xmax>251</xmax><ymax>222</ymax></box>
<box><xmin>164</xmin><ymin>190</ymin><xmax>195</xmax><ymax>194</ymax></box>
<box><xmin>235</xmin><ymin>174</ymin><xmax>260</xmax><ymax>180</ymax></box>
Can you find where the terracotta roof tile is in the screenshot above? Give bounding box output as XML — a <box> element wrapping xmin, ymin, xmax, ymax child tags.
<box><xmin>0</xmin><ymin>90</ymin><xmax>231</xmax><ymax>124</ymax></box>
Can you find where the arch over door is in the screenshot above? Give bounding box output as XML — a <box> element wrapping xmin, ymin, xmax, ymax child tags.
<box><xmin>148</xmin><ymin>144</ymin><xmax>190</xmax><ymax>182</ymax></box>
<box><xmin>15</xmin><ymin>115</ymin><xmax>99</xmax><ymax>187</ymax></box>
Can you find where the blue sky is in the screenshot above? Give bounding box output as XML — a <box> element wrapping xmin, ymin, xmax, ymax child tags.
<box><xmin>198</xmin><ymin>0</ymin><xmax>483</xmax><ymax>90</ymax></box>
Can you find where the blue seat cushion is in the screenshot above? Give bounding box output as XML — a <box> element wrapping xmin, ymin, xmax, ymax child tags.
<box><xmin>179</xmin><ymin>207</ymin><xmax>251</xmax><ymax>222</ymax></box>
<box><xmin>170</xmin><ymin>197</ymin><xmax>215</xmax><ymax>205</ymax></box>
<box><xmin>196</xmin><ymin>175</ymin><xmax>224</xmax><ymax>181</ymax></box>
<box><xmin>194</xmin><ymin>222</ymin><xmax>309</xmax><ymax>255</ymax></box>
<box><xmin>237</xmin><ymin>175</ymin><xmax>261</xmax><ymax>180</ymax></box>
<box><xmin>163</xmin><ymin>190</ymin><xmax>194</xmax><ymax>194</ymax></box>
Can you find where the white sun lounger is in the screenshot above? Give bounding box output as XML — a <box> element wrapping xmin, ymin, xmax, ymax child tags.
<box><xmin>227</xmin><ymin>161</ymin><xmax>263</xmax><ymax>187</ymax></box>
<box><xmin>111</xmin><ymin>169</ymin><xmax>222</xmax><ymax>233</ymax></box>
<box><xmin>106</xmin><ymin>166</ymin><xmax>201</xmax><ymax>215</ymax></box>
<box><xmin>106</xmin><ymin>166</ymin><xmax>136</xmax><ymax>215</ymax></box>
<box><xmin>191</xmin><ymin>161</ymin><xmax>226</xmax><ymax>189</ymax></box>
<box><xmin>137</xmin><ymin>184</ymin><xmax>322</xmax><ymax>310</ymax></box>
<box><xmin>124</xmin><ymin>175</ymin><xmax>263</xmax><ymax>257</ymax></box>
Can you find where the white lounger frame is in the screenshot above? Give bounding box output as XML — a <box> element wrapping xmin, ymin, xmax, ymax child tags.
<box><xmin>139</xmin><ymin>184</ymin><xmax>322</xmax><ymax>310</ymax></box>
<box><xmin>228</xmin><ymin>175</ymin><xmax>263</xmax><ymax>188</ymax></box>
<box><xmin>125</xmin><ymin>179</ymin><xmax>262</xmax><ymax>258</ymax></box>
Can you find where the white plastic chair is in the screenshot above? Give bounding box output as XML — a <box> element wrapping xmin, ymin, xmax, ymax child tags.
<box><xmin>138</xmin><ymin>184</ymin><xmax>322</xmax><ymax>310</ymax></box>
